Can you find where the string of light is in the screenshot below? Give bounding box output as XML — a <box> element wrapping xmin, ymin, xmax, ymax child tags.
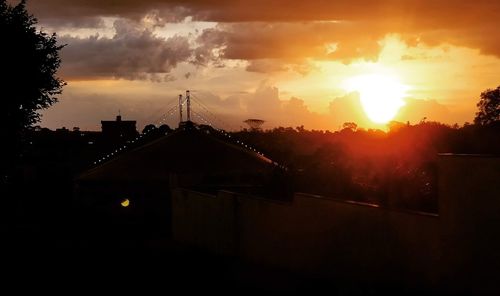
<box><xmin>192</xmin><ymin>110</ymin><xmax>285</xmax><ymax>169</ymax></box>
<box><xmin>190</xmin><ymin>93</ymin><xmax>285</xmax><ymax>169</ymax></box>
<box><xmin>147</xmin><ymin>95</ymin><xmax>182</xmax><ymax>125</ymax></box>
<box><xmin>92</xmin><ymin>103</ymin><xmax>179</xmax><ymax>166</ymax></box>
<box><xmin>91</xmin><ymin>92</ymin><xmax>286</xmax><ymax>170</ymax></box>
<box><xmin>190</xmin><ymin>95</ymin><xmax>286</xmax><ymax>167</ymax></box>
<box><xmin>190</xmin><ymin>93</ymin><xmax>236</xmax><ymax>131</ymax></box>
<box><xmin>192</xmin><ymin>111</ymin><xmax>263</xmax><ymax>155</ymax></box>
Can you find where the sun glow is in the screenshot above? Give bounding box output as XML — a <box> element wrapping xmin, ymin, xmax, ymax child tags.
<box><xmin>345</xmin><ymin>74</ymin><xmax>408</xmax><ymax>124</ymax></box>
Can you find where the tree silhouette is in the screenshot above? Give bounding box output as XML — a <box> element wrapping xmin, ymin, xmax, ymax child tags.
<box><xmin>342</xmin><ymin>122</ymin><xmax>358</xmax><ymax>132</ymax></box>
<box><xmin>158</xmin><ymin>124</ymin><xmax>172</xmax><ymax>134</ymax></box>
<box><xmin>474</xmin><ymin>86</ymin><xmax>500</xmax><ymax>125</ymax></box>
<box><xmin>142</xmin><ymin>124</ymin><xmax>157</xmax><ymax>134</ymax></box>
<box><xmin>0</xmin><ymin>0</ymin><xmax>65</xmax><ymax>179</ymax></box>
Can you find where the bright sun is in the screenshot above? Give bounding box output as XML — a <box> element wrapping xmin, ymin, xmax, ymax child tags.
<box><xmin>345</xmin><ymin>74</ymin><xmax>408</xmax><ymax>124</ymax></box>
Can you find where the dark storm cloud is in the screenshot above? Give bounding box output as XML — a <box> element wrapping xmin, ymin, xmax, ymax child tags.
<box><xmin>195</xmin><ymin>22</ymin><xmax>385</xmax><ymax>64</ymax></box>
<box><xmin>58</xmin><ymin>19</ymin><xmax>192</xmax><ymax>81</ymax></box>
<box><xmin>26</xmin><ymin>0</ymin><xmax>195</xmax><ymax>23</ymax></box>
<box><xmin>27</xmin><ymin>1</ymin><xmax>498</xmax><ymax>25</ymax></box>
<box><xmin>25</xmin><ymin>0</ymin><xmax>500</xmax><ymax>74</ymax></box>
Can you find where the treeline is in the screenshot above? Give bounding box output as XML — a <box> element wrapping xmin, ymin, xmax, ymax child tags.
<box><xmin>231</xmin><ymin>121</ymin><xmax>500</xmax><ymax>213</ymax></box>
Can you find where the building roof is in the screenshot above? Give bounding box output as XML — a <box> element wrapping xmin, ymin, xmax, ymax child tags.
<box><xmin>77</xmin><ymin>127</ymin><xmax>274</xmax><ymax>183</ymax></box>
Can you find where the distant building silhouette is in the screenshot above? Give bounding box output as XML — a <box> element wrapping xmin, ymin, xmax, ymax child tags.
<box><xmin>55</xmin><ymin>127</ymin><xmax>70</xmax><ymax>133</ymax></box>
<box><xmin>101</xmin><ymin>115</ymin><xmax>138</xmax><ymax>143</ymax></box>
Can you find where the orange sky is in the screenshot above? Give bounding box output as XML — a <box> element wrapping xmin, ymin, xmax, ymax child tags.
<box><xmin>20</xmin><ymin>0</ymin><xmax>500</xmax><ymax>130</ymax></box>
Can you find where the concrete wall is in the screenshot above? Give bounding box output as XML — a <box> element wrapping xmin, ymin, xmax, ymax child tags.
<box><xmin>171</xmin><ymin>155</ymin><xmax>500</xmax><ymax>291</ymax></box>
<box><xmin>438</xmin><ymin>154</ymin><xmax>500</xmax><ymax>293</ymax></box>
<box><xmin>172</xmin><ymin>192</ymin><xmax>441</xmax><ymax>285</ymax></box>
<box><xmin>236</xmin><ymin>192</ymin><xmax>440</xmax><ymax>284</ymax></box>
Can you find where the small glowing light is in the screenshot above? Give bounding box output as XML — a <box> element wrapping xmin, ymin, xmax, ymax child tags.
<box><xmin>121</xmin><ymin>198</ymin><xmax>130</xmax><ymax>207</ymax></box>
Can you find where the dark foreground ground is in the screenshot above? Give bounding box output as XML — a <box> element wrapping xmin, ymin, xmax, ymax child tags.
<box><xmin>0</xmin><ymin>222</ymin><xmax>443</xmax><ymax>296</ymax></box>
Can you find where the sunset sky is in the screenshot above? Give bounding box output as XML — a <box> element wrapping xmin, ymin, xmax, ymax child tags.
<box><xmin>22</xmin><ymin>0</ymin><xmax>500</xmax><ymax>131</ymax></box>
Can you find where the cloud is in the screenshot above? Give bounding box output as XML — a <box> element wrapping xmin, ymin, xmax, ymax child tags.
<box><xmin>195</xmin><ymin>22</ymin><xmax>385</xmax><ymax>64</ymax></box>
<box><xmin>192</xmin><ymin>27</ymin><xmax>226</xmax><ymax>66</ymax></box>
<box><xmin>39</xmin><ymin>16</ymin><xmax>106</xmax><ymax>29</ymax></box>
<box><xmin>245</xmin><ymin>60</ymin><xmax>288</xmax><ymax>73</ymax></box>
<box><xmin>240</xmin><ymin>83</ymin><xmax>330</xmax><ymax>129</ymax></box>
<box><xmin>58</xmin><ymin>19</ymin><xmax>192</xmax><ymax>81</ymax></box>
<box><xmin>26</xmin><ymin>1</ymin><xmax>497</xmax><ymax>24</ymax></box>
<box><xmin>328</xmin><ymin>92</ymin><xmax>373</xmax><ymax>128</ymax></box>
<box><xmin>26</xmin><ymin>0</ymin><xmax>500</xmax><ymax>61</ymax></box>
<box><xmin>395</xmin><ymin>98</ymin><xmax>454</xmax><ymax>124</ymax></box>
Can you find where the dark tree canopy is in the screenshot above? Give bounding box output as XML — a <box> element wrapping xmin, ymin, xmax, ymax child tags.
<box><xmin>142</xmin><ymin>124</ymin><xmax>157</xmax><ymax>134</ymax></box>
<box><xmin>0</xmin><ymin>0</ymin><xmax>65</xmax><ymax>135</ymax></box>
<box><xmin>158</xmin><ymin>124</ymin><xmax>172</xmax><ymax>134</ymax></box>
<box><xmin>0</xmin><ymin>0</ymin><xmax>65</xmax><ymax>175</ymax></box>
<box><xmin>474</xmin><ymin>86</ymin><xmax>500</xmax><ymax>125</ymax></box>
<box><xmin>341</xmin><ymin>122</ymin><xmax>358</xmax><ymax>132</ymax></box>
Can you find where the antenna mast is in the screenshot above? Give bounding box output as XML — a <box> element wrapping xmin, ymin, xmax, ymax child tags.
<box><xmin>186</xmin><ymin>90</ymin><xmax>191</xmax><ymax>121</ymax></box>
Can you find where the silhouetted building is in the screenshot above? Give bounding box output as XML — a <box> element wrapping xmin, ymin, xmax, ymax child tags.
<box><xmin>75</xmin><ymin>125</ymin><xmax>276</xmax><ymax>234</ymax></box>
<box><xmin>55</xmin><ymin>127</ymin><xmax>69</xmax><ymax>133</ymax></box>
<box><xmin>101</xmin><ymin>115</ymin><xmax>138</xmax><ymax>143</ymax></box>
